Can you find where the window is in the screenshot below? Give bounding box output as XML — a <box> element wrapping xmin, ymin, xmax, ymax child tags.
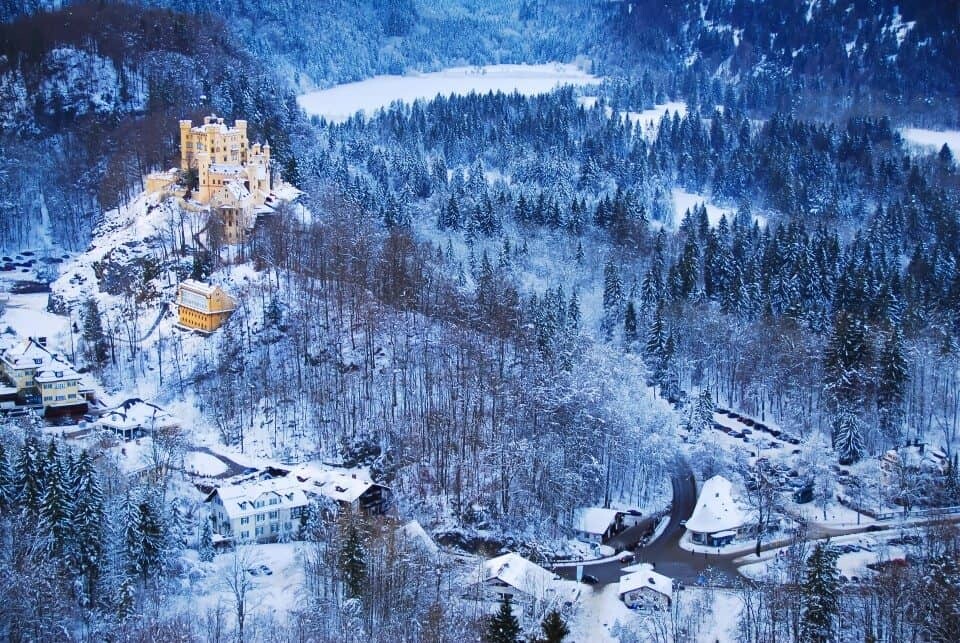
<box><xmin>256</xmin><ymin>514</ymin><xmax>265</xmax><ymax>522</ymax></box>
<box><xmin>268</xmin><ymin>511</ymin><xmax>278</xmax><ymax>520</ymax></box>
<box><xmin>240</xmin><ymin>517</ymin><xmax>250</xmax><ymax>525</ymax></box>
<box><xmin>284</xmin><ymin>522</ymin><xmax>292</xmax><ymax>531</ymax></box>
<box><xmin>241</xmin><ymin>530</ymin><xmax>249</xmax><ymax>540</ymax></box>
<box><xmin>269</xmin><ymin>497</ymin><xmax>279</xmax><ymax>506</ymax></box>
<box><xmin>270</xmin><ymin>524</ymin><xmax>278</xmax><ymax>533</ymax></box>
<box><xmin>255</xmin><ymin>526</ymin><xmax>264</xmax><ymax>536</ymax></box>
<box><xmin>290</xmin><ymin>506</ymin><xmax>304</xmax><ymax>519</ymax></box>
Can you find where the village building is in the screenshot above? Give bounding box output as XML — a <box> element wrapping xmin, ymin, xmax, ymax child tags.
<box><xmin>880</xmin><ymin>443</ymin><xmax>951</xmax><ymax>483</ymax></box>
<box><xmin>176</xmin><ymin>279</ymin><xmax>236</xmax><ymax>333</ymax></box>
<box><xmin>572</xmin><ymin>506</ymin><xmax>626</xmax><ymax>543</ymax></box>
<box><xmin>618</xmin><ymin>564</ymin><xmax>674</xmax><ymax>610</ymax></box>
<box><xmin>465</xmin><ymin>552</ymin><xmax>561</xmax><ymax>602</ymax></box>
<box><xmin>0</xmin><ymin>336</ymin><xmax>90</xmax><ymax>412</ymax></box>
<box><xmin>98</xmin><ymin>398</ymin><xmax>180</xmax><ymax>439</ymax></box>
<box><xmin>206</xmin><ymin>477</ymin><xmax>310</xmax><ymax>544</ymax></box>
<box><xmin>685</xmin><ymin>474</ymin><xmax>750</xmax><ymax>547</ymax></box>
<box><xmin>290</xmin><ymin>465</ymin><xmax>391</xmax><ymax>514</ymax></box>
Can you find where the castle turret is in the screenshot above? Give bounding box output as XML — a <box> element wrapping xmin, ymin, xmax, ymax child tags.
<box><xmin>179</xmin><ymin>120</ymin><xmax>193</xmax><ymax>170</ymax></box>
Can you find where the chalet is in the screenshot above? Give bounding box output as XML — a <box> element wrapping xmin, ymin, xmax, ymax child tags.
<box><xmin>572</xmin><ymin>507</ymin><xmax>625</xmax><ymax>543</ymax></box>
<box><xmin>465</xmin><ymin>552</ymin><xmax>561</xmax><ymax>602</ymax></box>
<box><xmin>206</xmin><ymin>477</ymin><xmax>309</xmax><ymax>544</ymax></box>
<box><xmin>619</xmin><ymin>564</ymin><xmax>673</xmax><ymax>610</ymax></box>
<box><xmin>288</xmin><ymin>464</ymin><xmax>391</xmax><ymax>514</ymax></box>
<box><xmin>98</xmin><ymin>398</ymin><xmax>180</xmax><ymax>439</ymax></box>
<box><xmin>685</xmin><ymin>475</ymin><xmax>749</xmax><ymax>547</ymax></box>
<box><xmin>880</xmin><ymin>443</ymin><xmax>951</xmax><ymax>483</ymax></box>
<box><xmin>176</xmin><ymin>280</ymin><xmax>236</xmax><ymax>333</ymax></box>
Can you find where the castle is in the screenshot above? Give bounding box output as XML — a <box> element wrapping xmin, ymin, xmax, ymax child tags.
<box><xmin>148</xmin><ymin>114</ymin><xmax>281</xmax><ymax>244</ymax></box>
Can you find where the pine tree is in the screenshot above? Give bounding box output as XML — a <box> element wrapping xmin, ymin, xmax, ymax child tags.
<box><xmin>485</xmin><ymin>594</ymin><xmax>521</xmax><ymax>643</ymax></box>
<box><xmin>339</xmin><ymin>519</ymin><xmax>366</xmax><ymax>599</ymax></box>
<box><xmin>16</xmin><ymin>437</ymin><xmax>42</xmax><ymax>516</ymax></box>
<box><xmin>623</xmin><ymin>300</ymin><xmax>638</xmax><ymax>344</ymax></box>
<box><xmin>685</xmin><ymin>387</ymin><xmax>715</xmax><ymax>438</ymax></box>
<box><xmin>800</xmin><ymin>543</ymin><xmax>840</xmax><ymax>643</ymax></box>
<box><xmin>125</xmin><ymin>494</ymin><xmax>165</xmax><ymax>581</ymax></box>
<box><xmin>82</xmin><ymin>297</ymin><xmax>109</xmax><ymax>369</ymax></box>
<box><xmin>71</xmin><ymin>450</ymin><xmax>105</xmax><ymax>605</ymax></box>
<box><xmin>832</xmin><ymin>411</ymin><xmax>866</xmax><ymax>464</ymax></box>
<box><xmin>876</xmin><ymin>327</ymin><xmax>908</xmax><ymax>446</ymax></box>
<box><xmin>539</xmin><ymin>609</ymin><xmax>569</xmax><ymax>642</ymax></box>
<box><xmin>0</xmin><ymin>441</ymin><xmax>13</xmax><ymax>515</ymax></box>
<box><xmin>199</xmin><ymin>518</ymin><xmax>215</xmax><ymax>562</ymax></box>
<box><xmin>601</xmin><ymin>259</ymin><xmax>623</xmax><ymax>339</ymax></box>
<box><xmin>39</xmin><ymin>443</ymin><xmax>72</xmax><ymax>559</ymax></box>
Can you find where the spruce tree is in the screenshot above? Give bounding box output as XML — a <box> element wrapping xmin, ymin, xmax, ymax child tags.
<box><xmin>601</xmin><ymin>259</ymin><xmax>623</xmax><ymax>338</ymax></box>
<box><xmin>539</xmin><ymin>609</ymin><xmax>569</xmax><ymax>642</ymax></box>
<box><xmin>832</xmin><ymin>411</ymin><xmax>866</xmax><ymax>464</ymax></box>
<box><xmin>39</xmin><ymin>444</ymin><xmax>72</xmax><ymax>559</ymax></box>
<box><xmin>800</xmin><ymin>543</ymin><xmax>840</xmax><ymax>643</ymax></box>
<box><xmin>71</xmin><ymin>450</ymin><xmax>105</xmax><ymax>605</ymax></box>
<box><xmin>876</xmin><ymin>328</ymin><xmax>908</xmax><ymax>445</ymax></box>
<box><xmin>0</xmin><ymin>441</ymin><xmax>13</xmax><ymax>515</ymax></box>
<box><xmin>339</xmin><ymin>519</ymin><xmax>366</xmax><ymax>599</ymax></box>
<box><xmin>199</xmin><ymin>518</ymin><xmax>215</xmax><ymax>562</ymax></box>
<box><xmin>623</xmin><ymin>300</ymin><xmax>638</xmax><ymax>344</ymax></box>
<box><xmin>82</xmin><ymin>297</ymin><xmax>109</xmax><ymax>369</ymax></box>
<box><xmin>485</xmin><ymin>594</ymin><xmax>521</xmax><ymax>643</ymax></box>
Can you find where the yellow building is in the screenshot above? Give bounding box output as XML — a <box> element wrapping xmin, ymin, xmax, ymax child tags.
<box><xmin>176</xmin><ymin>280</ymin><xmax>236</xmax><ymax>333</ymax></box>
<box><xmin>0</xmin><ymin>336</ymin><xmax>89</xmax><ymax>412</ymax></box>
<box><xmin>177</xmin><ymin>115</ymin><xmax>272</xmax><ymax>245</ymax></box>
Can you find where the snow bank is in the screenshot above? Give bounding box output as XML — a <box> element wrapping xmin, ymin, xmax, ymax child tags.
<box><xmin>298</xmin><ymin>63</ymin><xmax>600</xmax><ymax>123</ymax></box>
<box><xmin>900</xmin><ymin>127</ymin><xmax>960</xmax><ymax>156</ymax></box>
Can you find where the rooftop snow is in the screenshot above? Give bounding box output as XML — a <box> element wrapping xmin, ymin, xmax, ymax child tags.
<box><xmin>573</xmin><ymin>507</ymin><xmax>622</xmax><ymax>535</ymax></box>
<box><xmin>618</xmin><ymin>563</ymin><xmax>673</xmax><ymax>598</ymax></box>
<box><xmin>99</xmin><ymin>397</ymin><xmax>178</xmax><ymax>430</ymax></box>
<box><xmin>475</xmin><ymin>552</ymin><xmax>559</xmax><ymax>595</ymax></box>
<box><xmin>685</xmin><ymin>475</ymin><xmax>748</xmax><ymax>534</ymax></box>
<box><xmin>208</xmin><ymin>476</ymin><xmax>309</xmax><ymax>520</ymax></box>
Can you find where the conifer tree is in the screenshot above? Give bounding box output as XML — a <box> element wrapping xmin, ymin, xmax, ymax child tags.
<box><xmin>485</xmin><ymin>594</ymin><xmax>521</xmax><ymax>643</ymax></box>
<box><xmin>0</xmin><ymin>441</ymin><xmax>13</xmax><ymax>515</ymax></box>
<box><xmin>539</xmin><ymin>609</ymin><xmax>569</xmax><ymax>642</ymax></box>
<box><xmin>39</xmin><ymin>443</ymin><xmax>72</xmax><ymax>559</ymax></box>
<box><xmin>800</xmin><ymin>543</ymin><xmax>840</xmax><ymax>643</ymax></box>
<box><xmin>601</xmin><ymin>259</ymin><xmax>623</xmax><ymax>338</ymax></box>
<box><xmin>71</xmin><ymin>450</ymin><xmax>105</xmax><ymax>605</ymax></box>
<box><xmin>82</xmin><ymin>297</ymin><xmax>109</xmax><ymax>369</ymax></box>
<box><xmin>339</xmin><ymin>519</ymin><xmax>366</xmax><ymax>599</ymax></box>
<box><xmin>199</xmin><ymin>518</ymin><xmax>215</xmax><ymax>562</ymax></box>
<box><xmin>623</xmin><ymin>300</ymin><xmax>638</xmax><ymax>344</ymax></box>
<box><xmin>876</xmin><ymin>327</ymin><xmax>908</xmax><ymax>445</ymax></box>
<box><xmin>832</xmin><ymin>411</ymin><xmax>866</xmax><ymax>464</ymax></box>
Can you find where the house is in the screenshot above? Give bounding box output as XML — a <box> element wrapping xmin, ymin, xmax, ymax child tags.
<box><xmin>880</xmin><ymin>443</ymin><xmax>950</xmax><ymax>483</ymax></box>
<box><xmin>176</xmin><ymin>279</ymin><xmax>236</xmax><ymax>333</ymax></box>
<box><xmin>35</xmin><ymin>361</ymin><xmax>87</xmax><ymax>413</ymax></box>
<box><xmin>205</xmin><ymin>477</ymin><xmax>309</xmax><ymax>544</ymax></box>
<box><xmin>572</xmin><ymin>507</ymin><xmax>625</xmax><ymax>543</ymax></box>
<box><xmin>306</xmin><ymin>471</ymin><xmax>390</xmax><ymax>514</ymax></box>
<box><xmin>0</xmin><ymin>337</ymin><xmax>89</xmax><ymax>412</ymax></box>
<box><xmin>619</xmin><ymin>564</ymin><xmax>673</xmax><ymax>610</ymax></box>
<box><xmin>98</xmin><ymin>398</ymin><xmax>179</xmax><ymax>439</ymax></box>
<box><xmin>465</xmin><ymin>552</ymin><xmax>561</xmax><ymax>602</ymax></box>
<box><xmin>685</xmin><ymin>475</ymin><xmax>749</xmax><ymax>547</ymax></box>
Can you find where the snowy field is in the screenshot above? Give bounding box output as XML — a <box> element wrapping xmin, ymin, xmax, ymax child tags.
<box><xmin>900</xmin><ymin>127</ymin><xmax>960</xmax><ymax>155</ymax></box>
<box><xmin>297</xmin><ymin>63</ymin><xmax>600</xmax><ymax>122</ymax></box>
<box><xmin>671</xmin><ymin>188</ymin><xmax>767</xmax><ymax>229</ymax></box>
<box><xmin>576</xmin><ymin>96</ymin><xmax>688</xmax><ymax>141</ymax></box>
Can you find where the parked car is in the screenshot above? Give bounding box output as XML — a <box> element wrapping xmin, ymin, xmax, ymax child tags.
<box><xmin>618</xmin><ymin>552</ymin><xmax>635</xmax><ymax>563</ymax></box>
<box><xmin>581</xmin><ymin>574</ymin><xmax>599</xmax><ymax>585</ymax></box>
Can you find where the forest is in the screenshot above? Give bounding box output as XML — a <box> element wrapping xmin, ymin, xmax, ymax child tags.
<box><xmin>0</xmin><ymin>0</ymin><xmax>959</xmax><ymax>641</ymax></box>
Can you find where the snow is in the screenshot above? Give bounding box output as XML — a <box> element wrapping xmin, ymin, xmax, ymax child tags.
<box><xmin>298</xmin><ymin>63</ymin><xmax>600</xmax><ymax>123</ymax></box>
<box><xmin>672</xmin><ymin>188</ymin><xmax>767</xmax><ymax>229</ymax></box>
<box><xmin>0</xmin><ymin>293</ymin><xmax>71</xmax><ymax>350</ymax></box>
<box><xmin>473</xmin><ymin>552</ymin><xmax>559</xmax><ymax>596</ymax></box>
<box><xmin>900</xmin><ymin>127</ymin><xmax>960</xmax><ymax>156</ymax></box>
<box><xmin>99</xmin><ymin>398</ymin><xmax>179</xmax><ymax>432</ymax></box>
<box><xmin>573</xmin><ymin>507</ymin><xmax>621</xmax><ymax>536</ymax></box>
<box><xmin>622</xmin><ymin>101</ymin><xmax>688</xmax><ymax>140</ymax></box>
<box><xmin>684</xmin><ymin>475</ymin><xmax>748</xmax><ymax>534</ymax></box>
<box><xmin>399</xmin><ymin>520</ymin><xmax>439</xmax><ymax>555</ymax></box>
<box><xmin>185</xmin><ymin>451</ymin><xmax>228</xmax><ymax>477</ymax></box>
<box><xmin>618</xmin><ymin>563</ymin><xmax>673</xmax><ymax>598</ymax></box>
<box><xmin>208</xmin><ymin>476</ymin><xmax>309</xmax><ymax>521</ymax></box>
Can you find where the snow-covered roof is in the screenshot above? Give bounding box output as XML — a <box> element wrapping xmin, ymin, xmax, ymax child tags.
<box><xmin>685</xmin><ymin>475</ymin><xmax>748</xmax><ymax>534</ymax></box>
<box><xmin>1</xmin><ymin>337</ymin><xmax>54</xmax><ymax>369</ymax></box>
<box><xmin>99</xmin><ymin>398</ymin><xmax>178</xmax><ymax>431</ymax></box>
<box><xmin>207</xmin><ymin>477</ymin><xmax>309</xmax><ymax>520</ymax></box>
<box><xmin>312</xmin><ymin>472</ymin><xmax>377</xmax><ymax>504</ymax></box>
<box><xmin>475</xmin><ymin>552</ymin><xmax>558</xmax><ymax>596</ymax></box>
<box><xmin>619</xmin><ymin>564</ymin><xmax>673</xmax><ymax>598</ymax></box>
<box><xmin>34</xmin><ymin>360</ymin><xmax>81</xmax><ymax>383</ymax></box>
<box><xmin>221</xmin><ymin>180</ymin><xmax>250</xmax><ymax>201</ymax></box>
<box><xmin>180</xmin><ymin>279</ymin><xmax>217</xmax><ymax>296</ymax></box>
<box><xmin>573</xmin><ymin>507</ymin><xmax>621</xmax><ymax>535</ymax></box>
<box><xmin>208</xmin><ymin>163</ymin><xmax>245</xmax><ymax>175</ymax></box>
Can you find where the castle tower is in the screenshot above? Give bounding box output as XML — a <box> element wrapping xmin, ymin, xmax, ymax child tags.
<box><xmin>179</xmin><ymin>120</ymin><xmax>193</xmax><ymax>171</ymax></box>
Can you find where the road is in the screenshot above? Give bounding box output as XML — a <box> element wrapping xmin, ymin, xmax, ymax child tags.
<box><xmin>554</xmin><ymin>457</ymin><xmax>745</xmax><ymax>586</ymax></box>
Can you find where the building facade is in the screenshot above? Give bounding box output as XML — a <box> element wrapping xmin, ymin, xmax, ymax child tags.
<box><xmin>178</xmin><ymin>115</ymin><xmax>272</xmax><ymax>243</ymax></box>
<box><xmin>206</xmin><ymin>478</ymin><xmax>309</xmax><ymax>544</ymax></box>
<box><xmin>0</xmin><ymin>337</ymin><xmax>88</xmax><ymax>411</ymax></box>
<box><xmin>176</xmin><ymin>280</ymin><xmax>236</xmax><ymax>333</ymax></box>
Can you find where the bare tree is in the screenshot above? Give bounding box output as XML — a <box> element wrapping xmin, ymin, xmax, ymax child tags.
<box><xmin>221</xmin><ymin>547</ymin><xmax>260</xmax><ymax>643</ymax></box>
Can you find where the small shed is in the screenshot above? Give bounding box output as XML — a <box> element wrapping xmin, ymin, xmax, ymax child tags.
<box><xmin>619</xmin><ymin>564</ymin><xmax>673</xmax><ymax>610</ymax></box>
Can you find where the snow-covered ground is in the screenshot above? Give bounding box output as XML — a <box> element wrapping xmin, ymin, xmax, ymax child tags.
<box><xmin>298</xmin><ymin>63</ymin><xmax>600</xmax><ymax>122</ymax></box>
<box><xmin>900</xmin><ymin>127</ymin><xmax>960</xmax><ymax>155</ymax></box>
<box><xmin>576</xmin><ymin>96</ymin><xmax>687</xmax><ymax>141</ymax></box>
<box><xmin>671</xmin><ymin>188</ymin><xmax>767</xmax><ymax>229</ymax></box>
